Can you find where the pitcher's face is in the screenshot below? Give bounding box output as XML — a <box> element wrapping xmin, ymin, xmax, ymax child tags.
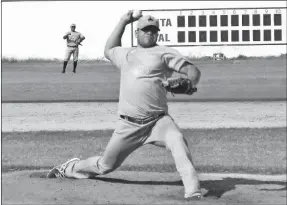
<box><xmin>136</xmin><ymin>26</ymin><xmax>159</xmax><ymax>48</ymax></box>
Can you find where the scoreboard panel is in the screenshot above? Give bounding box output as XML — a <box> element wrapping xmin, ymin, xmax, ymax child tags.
<box><xmin>131</xmin><ymin>7</ymin><xmax>287</xmax><ymax>47</ymax></box>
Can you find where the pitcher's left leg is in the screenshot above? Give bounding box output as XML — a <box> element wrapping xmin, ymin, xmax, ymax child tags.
<box><xmin>144</xmin><ymin>115</ymin><xmax>201</xmax><ymax>199</ymax></box>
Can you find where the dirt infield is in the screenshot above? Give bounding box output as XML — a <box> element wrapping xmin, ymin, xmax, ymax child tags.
<box><xmin>2</xmin><ymin>170</ymin><xmax>286</xmax><ymax>205</ymax></box>
<box><xmin>2</xmin><ymin>101</ymin><xmax>286</xmax><ymax>132</ymax></box>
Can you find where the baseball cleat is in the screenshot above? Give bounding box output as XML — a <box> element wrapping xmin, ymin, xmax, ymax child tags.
<box><xmin>46</xmin><ymin>158</ymin><xmax>80</xmax><ymax>178</ymax></box>
<box><xmin>185</xmin><ymin>191</ymin><xmax>202</xmax><ymax>201</ymax></box>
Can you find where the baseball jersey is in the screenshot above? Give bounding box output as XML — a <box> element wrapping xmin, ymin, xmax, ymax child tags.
<box><xmin>108</xmin><ymin>45</ymin><xmax>193</xmax><ymax>119</ymax></box>
<box><xmin>66</xmin><ymin>31</ymin><xmax>84</xmax><ymax>46</ymax></box>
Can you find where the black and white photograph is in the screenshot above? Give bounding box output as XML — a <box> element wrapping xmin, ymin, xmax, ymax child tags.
<box><xmin>1</xmin><ymin>1</ymin><xmax>286</xmax><ymax>204</ymax></box>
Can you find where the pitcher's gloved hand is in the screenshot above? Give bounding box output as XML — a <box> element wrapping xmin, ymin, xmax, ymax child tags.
<box><xmin>162</xmin><ymin>77</ymin><xmax>197</xmax><ymax>95</ymax></box>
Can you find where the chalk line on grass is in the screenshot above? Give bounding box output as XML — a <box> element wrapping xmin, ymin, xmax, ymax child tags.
<box><xmin>2</xmin><ymin>102</ymin><xmax>286</xmax><ymax>132</ymax></box>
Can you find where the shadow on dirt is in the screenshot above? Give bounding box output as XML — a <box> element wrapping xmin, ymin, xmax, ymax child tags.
<box><xmin>92</xmin><ymin>176</ymin><xmax>286</xmax><ymax>198</ymax></box>
<box><xmin>7</xmin><ymin>167</ymin><xmax>287</xmax><ymax>199</ymax></box>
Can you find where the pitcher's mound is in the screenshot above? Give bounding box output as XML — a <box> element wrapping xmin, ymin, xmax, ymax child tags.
<box><xmin>2</xmin><ymin>170</ymin><xmax>286</xmax><ymax>205</ymax></box>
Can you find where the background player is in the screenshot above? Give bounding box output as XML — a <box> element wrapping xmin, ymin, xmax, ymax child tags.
<box><xmin>48</xmin><ymin>11</ymin><xmax>202</xmax><ymax>200</ymax></box>
<box><xmin>62</xmin><ymin>23</ymin><xmax>85</xmax><ymax>73</ymax></box>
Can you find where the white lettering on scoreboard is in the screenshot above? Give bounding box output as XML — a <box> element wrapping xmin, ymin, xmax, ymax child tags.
<box><xmin>131</xmin><ymin>7</ymin><xmax>287</xmax><ymax>47</ymax></box>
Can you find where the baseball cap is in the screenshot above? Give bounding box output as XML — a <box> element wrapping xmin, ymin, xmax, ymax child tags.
<box><xmin>70</xmin><ymin>23</ymin><xmax>76</xmax><ymax>27</ymax></box>
<box><xmin>137</xmin><ymin>15</ymin><xmax>160</xmax><ymax>31</ymax></box>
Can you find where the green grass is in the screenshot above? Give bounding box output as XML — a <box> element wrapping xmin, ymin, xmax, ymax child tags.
<box><xmin>2</xmin><ymin>128</ymin><xmax>286</xmax><ymax>175</ymax></box>
<box><xmin>2</xmin><ymin>58</ymin><xmax>286</xmax><ymax>102</ymax></box>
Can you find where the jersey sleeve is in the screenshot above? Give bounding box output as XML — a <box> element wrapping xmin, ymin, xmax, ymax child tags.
<box><xmin>106</xmin><ymin>47</ymin><xmax>128</xmax><ymax>69</ymax></box>
<box><xmin>161</xmin><ymin>48</ymin><xmax>193</xmax><ymax>72</ymax></box>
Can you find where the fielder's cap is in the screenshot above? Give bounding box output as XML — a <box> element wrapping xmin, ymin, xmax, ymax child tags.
<box><xmin>70</xmin><ymin>23</ymin><xmax>76</xmax><ymax>27</ymax></box>
<box><xmin>137</xmin><ymin>15</ymin><xmax>160</xmax><ymax>31</ymax></box>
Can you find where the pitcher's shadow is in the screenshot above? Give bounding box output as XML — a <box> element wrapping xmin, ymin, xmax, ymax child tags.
<box><xmin>90</xmin><ymin>176</ymin><xmax>287</xmax><ymax>198</ymax></box>
<box><xmin>30</xmin><ymin>171</ymin><xmax>286</xmax><ymax>199</ymax></box>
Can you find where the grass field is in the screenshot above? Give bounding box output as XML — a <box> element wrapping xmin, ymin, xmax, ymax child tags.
<box><xmin>2</xmin><ymin>58</ymin><xmax>286</xmax><ymax>102</ymax></box>
<box><xmin>2</xmin><ymin>128</ymin><xmax>286</xmax><ymax>175</ymax></box>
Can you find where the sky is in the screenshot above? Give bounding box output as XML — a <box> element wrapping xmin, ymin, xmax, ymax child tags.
<box><xmin>2</xmin><ymin>1</ymin><xmax>287</xmax><ymax>59</ymax></box>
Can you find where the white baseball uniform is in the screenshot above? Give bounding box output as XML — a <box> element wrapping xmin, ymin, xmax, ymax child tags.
<box><xmin>64</xmin><ymin>31</ymin><xmax>84</xmax><ymax>61</ymax></box>
<box><xmin>66</xmin><ymin>45</ymin><xmax>200</xmax><ymax>196</ymax></box>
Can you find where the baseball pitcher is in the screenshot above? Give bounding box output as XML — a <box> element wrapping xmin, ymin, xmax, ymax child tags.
<box><xmin>48</xmin><ymin>11</ymin><xmax>202</xmax><ymax>201</ymax></box>
<box><xmin>62</xmin><ymin>23</ymin><xmax>85</xmax><ymax>73</ymax></box>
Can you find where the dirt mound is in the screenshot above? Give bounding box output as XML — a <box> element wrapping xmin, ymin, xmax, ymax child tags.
<box><xmin>2</xmin><ymin>170</ymin><xmax>286</xmax><ymax>205</ymax></box>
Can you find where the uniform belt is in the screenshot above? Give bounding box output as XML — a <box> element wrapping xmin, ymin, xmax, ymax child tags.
<box><xmin>67</xmin><ymin>45</ymin><xmax>78</xmax><ymax>47</ymax></box>
<box><xmin>120</xmin><ymin>113</ymin><xmax>165</xmax><ymax>125</ymax></box>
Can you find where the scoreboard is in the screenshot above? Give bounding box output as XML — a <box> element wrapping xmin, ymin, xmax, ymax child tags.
<box><xmin>131</xmin><ymin>7</ymin><xmax>287</xmax><ymax>47</ymax></box>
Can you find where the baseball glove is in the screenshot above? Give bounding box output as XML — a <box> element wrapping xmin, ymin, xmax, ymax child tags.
<box><xmin>162</xmin><ymin>77</ymin><xmax>197</xmax><ymax>95</ymax></box>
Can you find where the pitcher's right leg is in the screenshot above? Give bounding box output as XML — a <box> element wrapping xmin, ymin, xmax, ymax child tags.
<box><xmin>47</xmin><ymin>118</ymin><xmax>149</xmax><ymax>179</ymax></box>
<box><xmin>67</xmin><ymin>133</ymin><xmax>143</xmax><ymax>179</ymax></box>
